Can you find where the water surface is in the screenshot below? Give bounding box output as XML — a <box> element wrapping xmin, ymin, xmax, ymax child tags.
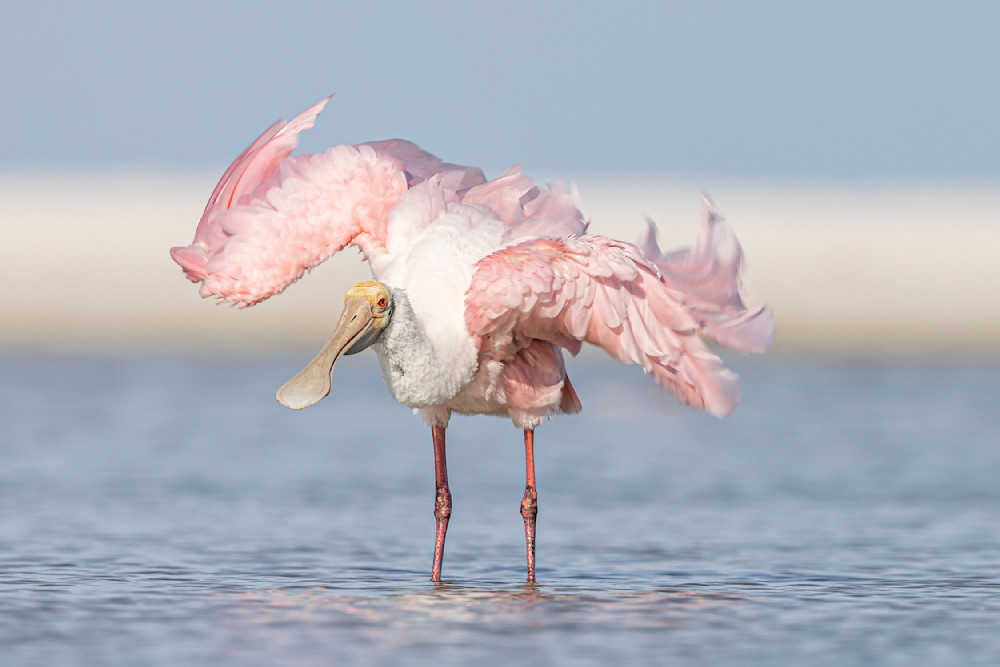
<box><xmin>2</xmin><ymin>354</ymin><xmax>998</xmax><ymax>665</ymax></box>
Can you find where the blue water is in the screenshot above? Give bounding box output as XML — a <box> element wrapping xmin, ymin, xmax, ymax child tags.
<box><xmin>1</xmin><ymin>353</ymin><xmax>999</xmax><ymax>665</ymax></box>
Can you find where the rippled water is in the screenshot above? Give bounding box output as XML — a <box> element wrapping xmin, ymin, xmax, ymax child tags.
<box><xmin>2</xmin><ymin>353</ymin><xmax>999</xmax><ymax>665</ymax></box>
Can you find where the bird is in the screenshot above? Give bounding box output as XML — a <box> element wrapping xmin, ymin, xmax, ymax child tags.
<box><xmin>170</xmin><ymin>96</ymin><xmax>774</xmax><ymax>584</ymax></box>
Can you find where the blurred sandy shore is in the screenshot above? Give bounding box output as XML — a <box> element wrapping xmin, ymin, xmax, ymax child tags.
<box><xmin>2</xmin><ymin>170</ymin><xmax>997</xmax><ymax>359</ymax></box>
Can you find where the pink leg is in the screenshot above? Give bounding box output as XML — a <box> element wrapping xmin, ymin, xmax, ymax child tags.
<box><xmin>430</xmin><ymin>425</ymin><xmax>451</xmax><ymax>583</ymax></box>
<box><xmin>520</xmin><ymin>429</ymin><xmax>538</xmax><ymax>583</ymax></box>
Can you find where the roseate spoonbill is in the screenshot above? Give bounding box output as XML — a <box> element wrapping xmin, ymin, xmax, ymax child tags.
<box><xmin>170</xmin><ymin>96</ymin><xmax>774</xmax><ymax>583</ymax></box>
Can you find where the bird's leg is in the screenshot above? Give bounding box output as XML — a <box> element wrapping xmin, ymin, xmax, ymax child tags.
<box><xmin>520</xmin><ymin>428</ymin><xmax>538</xmax><ymax>583</ymax></box>
<box><xmin>430</xmin><ymin>424</ymin><xmax>451</xmax><ymax>583</ymax></box>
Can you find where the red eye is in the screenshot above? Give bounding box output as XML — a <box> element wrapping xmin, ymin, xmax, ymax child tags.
<box><xmin>377</xmin><ymin>297</ymin><xmax>387</xmax><ymax>308</ymax></box>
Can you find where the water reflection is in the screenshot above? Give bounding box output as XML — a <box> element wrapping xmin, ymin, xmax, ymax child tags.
<box><xmin>226</xmin><ymin>581</ymin><xmax>746</xmax><ymax>633</ymax></box>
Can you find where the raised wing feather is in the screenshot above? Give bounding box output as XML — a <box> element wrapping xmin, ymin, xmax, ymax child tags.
<box><xmin>465</xmin><ymin>211</ymin><xmax>773</xmax><ymax>417</ymax></box>
<box><xmin>640</xmin><ymin>197</ymin><xmax>774</xmax><ymax>353</ymax></box>
<box><xmin>170</xmin><ymin>98</ymin><xmax>486</xmax><ymax>306</ymax></box>
<box><xmin>171</xmin><ymin>97</ymin><xmax>331</xmax><ymax>282</ymax></box>
<box><xmin>461</xmin><ymin>165</ymin><xmax>587</xmax><ymax>238</ymax></box>
<box><xmin>361</xmin><ymin>139</ymin><xmax>485</xmax><ymax>189</ymax></box>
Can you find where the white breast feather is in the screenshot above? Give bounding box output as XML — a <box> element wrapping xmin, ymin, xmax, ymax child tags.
<box><xmin>374</xmin><ymin>203</ymin><xmax>508</xmax><ymax>407</ymax></box>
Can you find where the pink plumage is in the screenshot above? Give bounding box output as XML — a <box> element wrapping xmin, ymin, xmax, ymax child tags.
<box><xmin>170</xmin><ymin>98</ymin><xmax>485</xmax><ymax>305</ymax></box>
<box><xmin>171</xmin><ymin>96</ymin><xmax>773</xmax><ymax>416</ymax></box>
<box><xmin>170</xmin><ymin>96</ymin><xmax>775</xmax><ymax>583</ymax></box>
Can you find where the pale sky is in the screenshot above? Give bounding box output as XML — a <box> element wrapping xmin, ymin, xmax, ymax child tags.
<box><xmin>4</xmin><ymin>0</ymin><xmax>998</xmax><ymax>179</ymax></box>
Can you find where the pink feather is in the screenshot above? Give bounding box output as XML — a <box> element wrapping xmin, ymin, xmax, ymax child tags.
<box><xmin>170</xmin><ymin>99</ymin><xmax>485</xmax><ymax>305</ymax></box>
<box><xmin>172</xmin><ymin>97</ymin><xmax>774</xmax><ymax>419</ymax></box>
<box><xmin>465</xmin><ymin>216</ymin><xmax>772</xmax><ymax>417</ymax></box>
<box><xmin>640</xmin><ymin>196</ymin><xmax>775</xmax><ymax>354</ymax></box>
<box><xmin>172</xmin><ymin>96</ymin><xmax>332</xmax><ymax>283</ymax></box>
<box><xmin>360</xmin><ymin>139</ymin><xmax>486</xmax><ymax>189</ymax></box>
<box><xmin>461</xmin><ymin>166</ymin><xmax>588</xmax><ymax>238</ymax></box>
<box><xmin>170</xmin><ymin>97</ymin><xmax>776</xmax><ymax>584</ymax></box>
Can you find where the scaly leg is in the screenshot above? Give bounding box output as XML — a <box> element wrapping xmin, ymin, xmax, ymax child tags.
<box><xmin>520</xmin><ymin>429</ymin><xmax>538</xmax><ymax>583</ymax></box>
<box><xmin>430</xmin><ymin>425</ymin><xmax>451</xmax><ymax>583</ymax></box>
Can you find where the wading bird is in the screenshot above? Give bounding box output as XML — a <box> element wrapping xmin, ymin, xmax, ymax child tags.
<box><xmin>170</xmin><ymin>97</ymin><xmax>774</xmax><ymax>583</ymax></box>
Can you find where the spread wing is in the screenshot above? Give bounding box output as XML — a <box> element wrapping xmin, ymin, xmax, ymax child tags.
<box><xmin>170</xmin><ymin>98</ymin><xmax>486</xmax><ymax>306</ymax></box>
<box><xmin>464</xmin><ymin>215</ymin><xmax>773</xmax><ymax>417</ymax></box>
<box><xmin>171</xmin><ymin>96</ymin><xmax>331</xmax><ymax>279</ymax></box>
